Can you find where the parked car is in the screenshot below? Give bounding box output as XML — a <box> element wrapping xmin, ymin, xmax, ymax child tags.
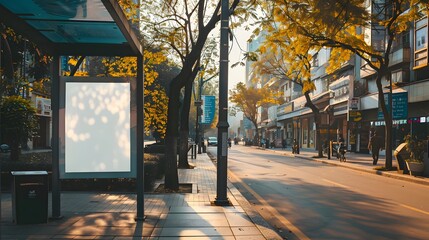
<box><xmin>207</xmin><ymin>137</ymin><xmax>218</xmax><ymax>146</ymax></box>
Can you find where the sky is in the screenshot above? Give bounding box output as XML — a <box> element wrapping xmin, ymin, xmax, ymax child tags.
<box><xmin>227</xmin><ymin>26</ymin><xmax>253</xmax><ymax>133</ymax></box>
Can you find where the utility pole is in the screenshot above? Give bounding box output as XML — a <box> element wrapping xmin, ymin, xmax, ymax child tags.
<box><xmin>215</xmin><ymin>0</ymin><xmax>230</xmax><ymax>206</ymax></box>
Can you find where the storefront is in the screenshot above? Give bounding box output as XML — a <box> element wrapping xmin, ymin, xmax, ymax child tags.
<box><xmin>32</xmin><ymin>95</ymin><xmax>52</xmax><ymax>149</ymax></box>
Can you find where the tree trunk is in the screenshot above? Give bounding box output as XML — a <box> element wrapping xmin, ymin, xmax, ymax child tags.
<box><xmin>385</xmin><ymin>114</ymin><xmax>393</xmax><ymax>169</ymax></box>
<box><xmin>303</xmin><ymin>90</ymin><xmax>323</xmax><ymax>157</ymax></box>
<box><xmin>251</xmin><ymin>120</ymin><xmax>260</xmax><ymax>146</ymax></box>
<box><xmin>314</xmin><ymin>115</ymin><xmax>323</xmax><ymax>157</ymax></box>
<box><xmin>10</xmin><ymin>141</ymin><xmax>20</xmax><ymax>161</ymax></box>
<box><xmin>375</xmin><ymin>70</ymin><xmax>393</xmax><ymax>169</ymax></box>
<box><xmin>164</xmin><ymin>83</ymin><xmax>181</xmax><ymax>190</ymax></box>
<box><xmin>178</xmin><ymin>81</ymin><xmax>193</xmax><ymax>169</ymax></box>
<box><xmin>70</xmin><ymin>56</ymin><xmax>86</xmax><ymax>76</ymax></box>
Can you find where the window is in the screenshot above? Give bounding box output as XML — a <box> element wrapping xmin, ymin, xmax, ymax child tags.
<box><xmin>414</xmin><ymin>17</ymin><xmax>428</xmax><ymax>68</ymax></box>
<box><xmin>391</xmin><ymin>70</ymin><xmax>404</xmax><ymax>83</ymax></box>
<box><xmin>312</xmin><ymin>53</ymin><xmax>319</xmax><ymax>67</ymax></box>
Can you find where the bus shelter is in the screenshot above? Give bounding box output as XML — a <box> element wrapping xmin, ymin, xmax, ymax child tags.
<box><xmin>0</xmin><ymin>0</ymin><xmax>145</xmax><ymax>220</ymax></box>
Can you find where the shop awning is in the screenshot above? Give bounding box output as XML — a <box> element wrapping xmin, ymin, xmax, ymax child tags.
<box><xmin>0</xmin><ymin>0</ymin><xmax>142</xmax><ymax>56</ymax></box>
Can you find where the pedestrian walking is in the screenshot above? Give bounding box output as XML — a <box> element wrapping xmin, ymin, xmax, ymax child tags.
<box><xmin>292</xmin><ymin>139</ymin><xmax>299</xmax><ymax>154</ymax></box>
<box><xmin>368</xmin><ymin>131</ymin><xmax>382</xmax><ymax>165</ymax></box>
<box><xmin>282</xmin><ymin>138</ymin><xmax>287</xmax><ymax>150</ymax></box>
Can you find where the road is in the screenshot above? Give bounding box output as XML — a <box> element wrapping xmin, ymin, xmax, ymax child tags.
<box><xmin>207</xmin><ymin>144</ymin><xmax>429</xmax><ymax>240</ymax></box>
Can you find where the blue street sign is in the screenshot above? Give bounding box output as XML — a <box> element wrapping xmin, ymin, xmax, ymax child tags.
<box><xmin>201</xmin><ymin>95</ymin><xmax>215</xmax><ymax>124</ymax></box>
<box><xmin>378</xmin><ymin>92</ymin><xmax>408</xmax><ymax>120</ymax></box>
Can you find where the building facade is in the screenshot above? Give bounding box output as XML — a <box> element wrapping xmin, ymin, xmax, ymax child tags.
<box><xmin>244</xmin><ymin>9</ymin><xmax>429</xmax><ymax>154</ymax></box>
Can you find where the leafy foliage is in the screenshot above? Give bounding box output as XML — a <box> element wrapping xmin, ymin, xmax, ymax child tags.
<box><xmin>229</xmin><ymin>82</ymin><xmax>281</xmax><ymax>141</ymax></box>
<box><xmin>404</xmin><ymin>134</ymin><xmax>426</xmax><ymax>163</ymax></box>
<box><xmin>101</xmin><ymin>51</ymin><xmax>170</xmax><ymax>138</ymax></box>
<box><xmin>0</xmin><ymin>96</ymin><xmax>38</xmax><ymax>160</ymax></box>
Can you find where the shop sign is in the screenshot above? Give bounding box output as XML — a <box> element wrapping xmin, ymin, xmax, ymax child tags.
<box><xmin>377</xmin><ymin>92</ymin><xmax>408</xmax><ymax>120</ymax></box>
<box><xmin>372</xmin><ymin>119</ymin><xmax>407</xmax><ymax>126</ymax></box>
<box><xmin>349</xmin><ymin>97</ymin><xmax>360</xmax><ymax>110</ymax></box>
<box><xmin>407</xmin><ymin>116</ymin><xmax>429</xmax><ymax>124</ymax></box>
<box><xmin>35</xmin><ymin>97</ymin><xmax>51</xmax><ymax>117</ymax></box>
<box><xmin>348</xmin><ymin>110</ymin><xmax>362</xmax><ymax>122</ymax></box>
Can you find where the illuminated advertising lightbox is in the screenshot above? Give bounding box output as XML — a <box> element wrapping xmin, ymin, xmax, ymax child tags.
<box><xmin>60</xmin><ymin>78</ymin><xmax>136</xmax><ymax>179</ymax></box>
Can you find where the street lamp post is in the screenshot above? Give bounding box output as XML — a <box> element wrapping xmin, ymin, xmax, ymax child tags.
<box><xmin>215</xmin><ymin>0</ymin><xmax>230</xmax><ymax>206</ymax></box>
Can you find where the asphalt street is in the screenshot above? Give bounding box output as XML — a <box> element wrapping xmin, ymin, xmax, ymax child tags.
<box><xmin>207</xmin><ymin>144</ymin><xmax>429</xmax><ymax>240</ymax></box>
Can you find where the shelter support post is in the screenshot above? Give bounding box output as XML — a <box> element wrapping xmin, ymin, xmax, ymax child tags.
<box><xmin>51</xmin><ymin>56</ymin><xmax>62</xmax><ymax>219</ymax></box>
<box><xmin>136</xmin><ymin>55</ymin><xmax>145</xmax><ymax>221</ymax></box>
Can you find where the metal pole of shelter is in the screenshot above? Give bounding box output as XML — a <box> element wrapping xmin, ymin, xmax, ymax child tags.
<box><xmin>136</xmin><ymin>55</ymin><xmax>145</xmax><ymax>221</ymax></box>
<box><xmin>215</xmin><ymin>0</ymin><xmax>230</xmax><ymax>206</ymax></box>
<box><xmin>51</xmin><ymin>55</ymin><xmax>62</xmax><ymax>219</ymax></box>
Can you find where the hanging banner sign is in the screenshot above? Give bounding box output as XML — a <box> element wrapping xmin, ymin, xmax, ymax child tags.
<box><xmin>201</xmin><ymin>95</ymin><xmax>215</xmax><ymax>124</ymax></box>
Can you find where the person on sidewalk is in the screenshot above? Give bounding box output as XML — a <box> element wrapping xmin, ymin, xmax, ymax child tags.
<box><xmin>368</xmin><ymin>132</ymin><xmax>382</xmax><ymax>165</ymax></box>
<box><xmin>282</xmin><ymin>138</ymin><xmax>287</xmax><ymax>150</ymax></box>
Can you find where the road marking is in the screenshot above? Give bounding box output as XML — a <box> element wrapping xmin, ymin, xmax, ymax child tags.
<box><xmin>323</xmin><ymin>179</ymin><xmax>350</xmax><ymax>189</ymax></box>
<box><xmin>228</xmin><ymin>170</ymin><xmax>311</xmax><ymax>240</ymax></box>
<box><xmin>399</xmin><ymin>203</ymin><xmax>429</xmax><ymax>216</ymax></box>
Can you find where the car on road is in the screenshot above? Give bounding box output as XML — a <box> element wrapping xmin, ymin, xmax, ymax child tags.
<box><xmin>207</xmin><ymin>137</ymin><xmax>218</xmax><ymax>146</ymax></box>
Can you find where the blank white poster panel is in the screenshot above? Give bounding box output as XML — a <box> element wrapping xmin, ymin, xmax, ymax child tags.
<box><xmin>65</xmin><ymin>82</ymin><xmax>131</xmax><ymax>173</ymax></box>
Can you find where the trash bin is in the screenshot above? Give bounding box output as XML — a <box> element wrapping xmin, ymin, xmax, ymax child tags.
<box><xmin>11</xmin><ymin>171</ymin><xmax>48</xmax><ymax>224</ymax></box>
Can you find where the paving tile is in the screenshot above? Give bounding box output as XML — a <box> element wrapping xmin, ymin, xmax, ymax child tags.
<box><xmin>168</xmin><ymin>206</ymin><xmax>225</xmax><ymax>213</ymax></box>
<box><xmin>51</xmin><ymin>235</ymin><xmax>76</xmax><ymax>239</ymax></box>
<box><xmin>225</xmin><ymin>212</ymin><xmax>255</xmax><ymax>227</ymax></box>
<box><xmin>72</xmin><ymin>213</ymin><xmax>138</xmax><ymax>227</ymax></box>
<box><xmin>113</xmin><ymin>237</ymin><xmax>156</xmax><ymax>240</ymax></box>
<box><xmin>157</xmin><ymin>237</ymin><xmax>235</xmax><ymax>240</ymax></box>
<box><xmin>59</xmin><ymin>226</ymin><xmax>150</xmax><ymax>237</ymax></box>
<box><xmin>152</xmin><ymin>227</ymin><xmax>233</xmax><ymax>237</ymax></box>
<box><xmin>231</xmin><ymin>226</ymin><xmax>263</xmax><ymax>236</ymax></box>
<box><xmin>1</xmin><ymin>154</ymin><xmax>272</xmax><ymax>240</ymax></box>
<box><xmin>1</xmin><ymin>235</ymin><xmax>54</xmax><ymax>239</ymax></box>
<box><xmin>159</xmin><ymin>213</ymin><xmax>226</xmax><ymax>220</ymax></box>
<box><xmin>235</xmin><ymin>236</ymin><xmax>267</xmax><ymax>240</ymax></box>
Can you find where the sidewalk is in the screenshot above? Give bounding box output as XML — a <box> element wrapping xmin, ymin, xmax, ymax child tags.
<box><xmin>1</xmin><ymin>154</ymin><xmax>282</xmax><ymax>239</ymax></box>
<box><xmin>261</xmin><ymin>146</ymin><xmax>429</xmax><ymax>186</ymax></box>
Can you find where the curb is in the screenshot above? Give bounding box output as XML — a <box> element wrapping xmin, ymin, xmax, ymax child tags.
<box><xmin>206</xmin><ymin>152</ymin><xmax>284</xmax><ymax>240</ymax></box>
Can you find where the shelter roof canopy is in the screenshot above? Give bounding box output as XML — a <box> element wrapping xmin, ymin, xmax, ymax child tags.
<box><xmin>0</xmin><ymin>0</ymin><xmax>142</xmax><ymax>56</ymax></box>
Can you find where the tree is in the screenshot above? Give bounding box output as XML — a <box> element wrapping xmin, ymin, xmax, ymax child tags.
<box><xmin>1</xmin><ymin>24</ymin><xmax>50</xmax><ymax>160</ymax></box>
<box><xmin>0</xmin><ymin>96</ymin><xmax>38</xmax><ymax>161</ymax></box>
<box><xmin>102</xmin><ymin>51</ymin><xmax>170</xmax><ymax>138</ymax></box>
<box><xmin>141</xmin><ymin>0</ymin><xmax>249</xmax><ymax>190</ymax></box>
<box><xmin>254</xmin><ymin>31</ymin><xmax>327</xmax><ymax>156</ymax></box>
<box><xmin>262</xmin><ymin>0</ymin><xmax>427</xmax><ymax>169</ymax></box>
<box><xmin>229</xmin><ymin>82</ymin><xmax>281</xmax><ymax>144</ymax></box>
